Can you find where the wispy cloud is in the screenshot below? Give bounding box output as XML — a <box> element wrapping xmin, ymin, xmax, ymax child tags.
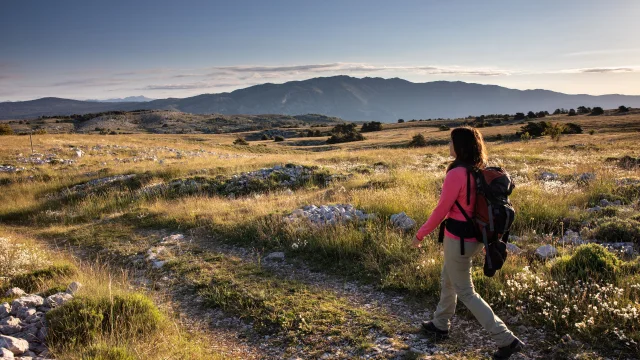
<box><xmin>558</xmin><ymin>66</ymin><xmax>640</xmax><ymax>74</ymax></box>
<box><xmin>142</xmin><ymin>81</ymin><xmax>248</xmax><ymax>90</ymax></box>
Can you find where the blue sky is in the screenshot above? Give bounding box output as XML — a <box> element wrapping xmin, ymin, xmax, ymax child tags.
<box><xmin>1</xmin><ymin>0</ymin><xmax>639</xmax><ymax>101</ymax></box>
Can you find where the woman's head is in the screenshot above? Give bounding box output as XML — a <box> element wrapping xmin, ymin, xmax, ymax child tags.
<box><xmin>448</xmin><ymin>126</ymin><xmax>487</xmax><ymax>170</ymax></box>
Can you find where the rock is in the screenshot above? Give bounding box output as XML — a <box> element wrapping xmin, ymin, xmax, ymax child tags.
<box><xmin>390</xmin><ymin>212</ymin><xmax>417</xmax><ymax>231</ymax></box>
<box><xmin>10</xmin><ymin>297</ymin><xmax>43</xmax><ymax>316</ymax></box>
<box><xmin>535</xmin><ymin>244</ymin><xmax>558</xmax><ymax>260</ymax></box>
<box><xmin>3</xmin><ymin>290</ymin><xmax>25</xmax><ymax>299</ymax></box>
<box><xmin>151</xmin><ymin>260</ymin><xmax>166</xmax><ymax>269</ymax></box>
<box><xmin>66</xmin><ymin>282</ymin><xmax>82</xmax><ymax>295</ymax></box>
<box><xmin>561</xmin><ymin>230</ymin><xmax>586</xmax><ymax>245</ymax></box>
<box><xmin>264</xmin><ymin>252</ymin><xmax>285</xmax><ymax>261</ymax></box>
<box><xmin>0</xmin><ymin>305</ymin><xmax>9</xmax><ymax>320</ymax></box>
<box><xmin>586</xmin><ymin>205</ymin><xmax>601</xmax><ymax>212</ymax></box>
<box><xmin>74</xmin><ymin>149</ymin><xmax>84</xmax><ymax>158</ymax></box>
<box><xmin>577</xmin><ymin>173</ymin><xmax>596</xmax><ymax>183</ymax></box>
<box><xmin>0</xmin><ymin>318</ymin><xmax>20</xmax><ymax>329</ymax></box>
<box><xmin>601</xmin><ymin>242</ymin><xmax>635</xmax><ymax>258</ymax></box>
<box><xmin>0</xmin><ymin>335</ymin><xmax>29</xmax><ymax>355</ymax></box>
<box><xmin>506</xmin><ymin>243</ymin><xmax>522</xmax><ymax>255</ymax></box>
<box><xmin>44</xmin><ymin>293</ymin><xmax>73</xmax><ymax>308</ymax></box>
<box><xmin>0</xmin><ymin>348</ymin><xmax>14</xmax><ymax>359</ymax></box>
<box><xmin>539</xmin><ymin>172</ymin><xmax>559</xmax><ymax>181</ymax></box>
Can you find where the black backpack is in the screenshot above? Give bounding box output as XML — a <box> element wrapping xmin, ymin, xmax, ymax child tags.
<box><xmin>438</xmin><ymin>166</ymin><xmax>516</xmax><ymax>277</ymax></box>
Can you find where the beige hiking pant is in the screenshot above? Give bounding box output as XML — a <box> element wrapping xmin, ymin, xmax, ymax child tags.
<box><xmin>431</xmin><ymin>236</ymin><xmax>516</xmax><ymax>347</ymax></box>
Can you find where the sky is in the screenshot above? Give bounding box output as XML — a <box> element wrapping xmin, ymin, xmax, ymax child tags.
<box><xmin>1</xmin><ymin>0</ymin><xmax>639</xmax><ymax>101</ymax></box>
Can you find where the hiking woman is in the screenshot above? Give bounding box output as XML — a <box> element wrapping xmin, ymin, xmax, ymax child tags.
<box><xmin>411</xmin><ymin>127</ymin><xmax>524</xmax><ymax>360</ymax></box>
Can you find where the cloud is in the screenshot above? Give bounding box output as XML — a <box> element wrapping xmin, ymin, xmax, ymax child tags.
<box><xmin>142</xmin><ymin>81</ymin><xmax>247</xmax><ymax>90</ymax></box>
<box><xmin>557</xmin><ymin>66</ymin><xmax>639</xmax><ymax>74</ymax></box>
<box><xmin>50</xmin><ymin>78</ymin><xmax>130</xmax><ymax>87</ymax></box>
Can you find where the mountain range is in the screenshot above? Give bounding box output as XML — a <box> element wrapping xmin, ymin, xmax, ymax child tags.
<box><xmin>2</xmin><ymin>76</ymin><xmax>640</xmax><ymax>122</ymax></box>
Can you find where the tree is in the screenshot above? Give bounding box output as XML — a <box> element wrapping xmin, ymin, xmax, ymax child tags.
<box><xmin>274</xmin><ymin>136</ymin><xmax>285</xmax><ymax>142</ymax></box>
<box><xmin>514</xmin><ymin>112</ymin><xmax>526</xmax><ymax>120</ymax></box>
<box><xmin>568</xmin><ymin>108</ymin><xmax>577</xmax><ymax>116</ymax></box>
<box><xmin>618</xmin><ymin>105</ymin><xmax>630</xmax><ymax>113</ymax></box>
<box><xmin>233</xmin><ymin>138</ymin><xmax>249</xmax><ymax>145</ymax></box>
<box><xmin>261</xmin><ymin>134</ymin><xmax>271</xmax><ymax>140</ymax></box>
<box><xmin>397</xmin><ymin>119</ymin><xmax>405</xmax><ymax>123</ymax></box>
<box><xmin>536</xmin><ymin>111</ymin><xmax>546</xmax><ymax>118</ymax></box>
<box><xmin>527</xmin><ymin>111</ymin><xmax>537</xmax><ymax>119</ymax></box>
<box><xmin>553</xmin><ymin>109</ymin><xmax>562</xmax><ymax>115</ymax></box>
<box><xmin>577</xmin><ymin>106</ymin><xmax>591</xmax><ymax>114</ymax></box>
<box><xmin>590</xmin><ymin>107</ymin><xmax>604</xmax><ymax>116</ymax></box>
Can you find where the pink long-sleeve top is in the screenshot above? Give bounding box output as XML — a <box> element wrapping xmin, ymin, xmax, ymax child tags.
<box><xmin>415</xmin><ymin>167</ymin><xmax>477</xmax><ymax>242</ymax></box>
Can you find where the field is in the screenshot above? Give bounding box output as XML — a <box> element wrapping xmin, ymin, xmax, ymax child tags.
<box><xmin>1</xmin><ymin>111</ymin><xmax>639</xmax><ymax>359</ymax></box>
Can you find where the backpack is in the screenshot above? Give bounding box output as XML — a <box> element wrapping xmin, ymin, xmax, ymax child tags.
<box><xmin>438</xmin><ymin>166</ymin><xmax>516</xmax><ymax>277</ymax></box>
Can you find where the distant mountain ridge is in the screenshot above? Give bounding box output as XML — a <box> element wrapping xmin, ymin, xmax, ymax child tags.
<box><xmin>89</xmin><ymin>95</ymin><xmax>155</xmax><ymax>103</ymax></box>
<box><xmin>2</xmin><ymin>76</ymin><xmax>640</xmax><ymax>121</ymax></box>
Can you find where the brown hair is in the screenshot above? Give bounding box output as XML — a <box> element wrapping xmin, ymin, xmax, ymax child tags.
<box><xmin>447</xmin><ymin>126</ymin><xmax>487</xmax><ymax>172</ymax></box>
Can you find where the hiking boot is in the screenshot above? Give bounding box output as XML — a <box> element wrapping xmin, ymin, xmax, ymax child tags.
<box><xmin>421</xmin><ymin>321</ymin><xmax>449</xmax><ymax>339</ymax></box>
<box><xmin>492</xmin><ymin>338</ymin><xmax>524</xmax><ymax>359</ymax></box>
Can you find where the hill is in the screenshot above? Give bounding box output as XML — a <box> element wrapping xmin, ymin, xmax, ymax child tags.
<box><xmin>2</xmin><ymin>76</ymin><xmax>640</xmax><ymax>121</ymax></box>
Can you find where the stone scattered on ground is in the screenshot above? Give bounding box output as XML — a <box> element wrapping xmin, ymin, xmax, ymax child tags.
<box><xmin>16</xmin><ymin>154</ymin><xmax>74</xmax><ymax>166</ymax></box>
<box><xmin>506</xmin><ymin>243</ymin><xmax>522</xmax><ymax>255</ymax></box>
<box><xmin>539</xmin><ymin>172</ymin><xmax>559</xmax><ymax>181</ymax></box>
<box><xmin>284</xmin><ymin>204</ymin><xmax>375</xmax><ymax>226</ymax></box>
<box><xmin>577</xmin><ymin>172</ymin><xmax>596</xmax><ymax>183</ymax></box>
<box><xmin>601</xmin><ymin>242</ymin><xmax>635</xmax><ymax>258</ymax></box>
<box><xmin>0</xmin><ymin>166</ymin><xmax>25</xmax><ymax>173</ymax></box>
<box><xmin>390</xmin><ymin>212</ymin><xmax>417</xmax><ymax>231</ymax></box>
<box><xmin>0</xmin><ymin>284</ymin><xmax>78</xmax><ymax>359</ymax></box>
<box><xmin>561</xmin><ymin>230</ymin><xmax>587</xmax><ymax>245</ymax></box>
<box><xmin>535</xmin><ymin>244</ymin><xmax>558</xmax><ymax>260</ymax></box>
<box><xmin>67</xmin><ymin>174</ymin><xmax>137</xmax><ymax>194</ymax></box>
<box><xmin>264</xmin><ymin>252</ymin><xmax>285</xmax><ymax>261</ymax></box>
<box><xmin>144</xmin><ymin>234</ymin><xmax>186</xmax><ymax>269</ymax></box>
<box><xmin>3</xmin><ymin>290</ymin><xmax>25</xmax><ymax>299</ymax></box>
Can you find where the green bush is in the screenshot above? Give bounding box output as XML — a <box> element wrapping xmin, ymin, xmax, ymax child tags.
<box><xmin>9</xmin><ymin>263</ymin><xmax>76</xmax><ymax>293</ymax></box>
<box><xmin>591</xmin><ymin>107</ymin><xmax>604</xmax><ymax>115</ymax></box>
<box><xmin>439</xmin><ymin>125</ymin><xmax>450</xmax><ymax>131</ymax></box>
<box><xmin>0</xmin><ymin>124</ymin><xmax>14</xmax><ymax>135</ymax></box>
<box><xmin>273</xmin><ymin>136</ymin><xmax>285</xmax><ymax>142</ymax></box>
<box><xmin>551</xmin><ymin>244</ymin><xmax>621</xmax><ymax>282</ymax></box>
<box><xmin>82</xmin><ymin>345</ymin><xmax>136</xmax><ymax>360</ymax></box>
<box><xmin>361</xmin><ymin>121</ymin><xmax>383</xmax><ymax>132</ymax></box>
<box><xmin>261</xmin><ymin>134</ymin><xmax>270</xmax><ymax>140</ymax></box>
<box><xmin>594</xmin><ymin>218</ymin><xmax>640</xmax><ymax>244</ymax></box>
<box><xmin>47</xmin><ymin>293</ymin><xmax>163</xmax><ymax>347</ymax></box>
<box><xmin>408</xmin><ymin>133</ymin><xmax>428</xmax><ymax>147</ymax></box>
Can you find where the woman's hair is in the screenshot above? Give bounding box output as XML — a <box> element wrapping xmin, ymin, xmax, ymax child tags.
<box><xmin>447</xmin><ymin>126</ymin><xmax>487</xmax><ymax>172</ymax></box>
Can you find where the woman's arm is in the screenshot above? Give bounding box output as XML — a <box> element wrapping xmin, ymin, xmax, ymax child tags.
<box><xmin>415</xmin><ymin>169</ymin><xmax>464</xmax><ymax>241</ymax></box>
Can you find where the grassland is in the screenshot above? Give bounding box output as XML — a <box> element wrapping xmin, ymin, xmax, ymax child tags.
<box><xmin>0</xmin><ymin>111</ymin><xmax>639</xmax><ymax>359</ymax></box>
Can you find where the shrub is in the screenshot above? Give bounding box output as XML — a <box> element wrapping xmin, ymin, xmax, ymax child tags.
<box><xmin>0</xmin><ymin>124</ymin><xmax>14</xmax><ymax>135</ymax></box>
<box><xmin>518</xmin><ymin>121</ymin><xmax>551</xmax><ymax>137</ymax></box>
<box><xmin>326</xmin><ymin>131</ymin><xmax>365</xmax><ymax>144</ymax></box>
<box><xmin>514</xmin><ymin>112</ymin><xmax>526</xmax><ymax>120</ymax></box>
<box><xmin>543</xmin><ymin>123</ymin><xmax>565</xmax><ymax>141</ymax></box>
<box><xmin>261</xmin><ymin>134</ymin><xmax>270</xmax><ymax>140</ymax></box>
<box><xmin>439</xmin><ymin>125</ymin><xmax>450</xmax><ymax>131</ymax></box>
<box><xmin>536</xmin><ymin>111</ymin><xmax>546</xmax><ymax>118</ymax></box>
<box><xmin>590</xmin><ymin>107</ymin><xmax>604</xmax><ymax>115</ymax></box>
<box><xmin>577</xmin><ymin>106</ymin><xmax>591</xmax><ymax>114</ymax></box>
<box><xmin>47</xmin><ymin>293</ymin><xmax>163</xmax><ymax>347</ymax></box>
<box><xmin>9</xmin><ymin>264</ymin><xmax>77</xmax><ymax>293</ymax></box>
<box><xmin>397</xmin><ymin>119</ymin><xmax>404</xmax><ymax>123</ymax></box>
<box><xmin>520</xmin><ymin>132</ymin><xmax>532</xmax><ymax>142</ymax></box>
<box><xmin>589</xmin><ymin>129</ymin><xmax>595</xmax><ymax>135</ymax></box>
<box><xmin>568</xmin><ymin>108</ymin><xmax>577</xmax><ymax>116</ymax></box>
<box><xmin>551</xmin><ymin>244</ymin><xmax>620</xmax><ymax>282</ymax></box>
<box><xmin>273</xmin><ymin>136</ymin><xmax>285</xmax><ymax>142</ymax></box>
<box><xmin>618</xmin><ymin>105</ymin><xmax>630</xmax><ymax>113</ymax></box>
<box><xmin>496</xmin><ymin>134</ymin><xmax>503</xmax><ymax>141</ymax></box>
<box><xmin>408</xmin><ymin>133</ymin><xmax>428</xmax><ymax>147</ymax></box>
<box><xmin>82</xmin><ymin>345</ymin><xmax>135</xmax><ymax>360</ymax></box>
<box><xmin>594</xmin><ymin>218</ymin><xmax>640</xmax><ymax>244</ymax></box>
<box><xmin>563</xmin><ymin>123</ymin><xmax>583</xmax><ymax>134</ymax></box>
<box><xmin>233</xmin><ymin>138</ymin><xmax>249</xmax><ymax>146</ymax></box>
<box><xmin>361</xmin><ymin>121</ymin><xmax>383</xmax><ymax>132</ymax></box>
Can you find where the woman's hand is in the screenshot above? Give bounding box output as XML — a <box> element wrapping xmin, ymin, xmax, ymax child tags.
<box><xmin>411</xmin><ymin>236</ymin><xmax>422</xmax><ymax>248</ymax></box>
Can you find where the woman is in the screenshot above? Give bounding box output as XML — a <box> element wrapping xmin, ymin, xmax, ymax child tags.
<box><xmin>412</xmin><ymin>127</ymin><xmax>524</xmax><ymax>360</ymax></box>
